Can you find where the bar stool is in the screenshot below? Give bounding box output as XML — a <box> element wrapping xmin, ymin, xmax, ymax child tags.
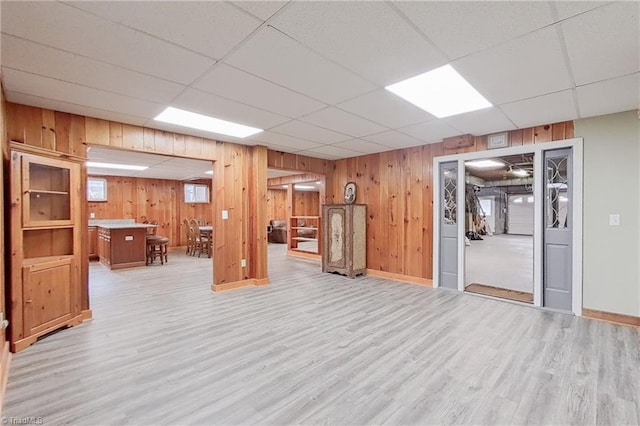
<box><xmin>146</xmin><ymin>235</ymin><xmax>169</xmax><ymax>265</ymax></box>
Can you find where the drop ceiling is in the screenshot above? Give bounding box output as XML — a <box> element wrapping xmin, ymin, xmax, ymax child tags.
<box><xmin>2</xmin><ymin>1</ymin><xmax>638</xmax><ymax>160</ymax></box>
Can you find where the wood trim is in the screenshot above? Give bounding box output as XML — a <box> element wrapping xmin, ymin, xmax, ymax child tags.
<box><xmin>81</xmin><ymin>309</ymin><xmax>93</xmax><ymax>321</ymax></box>
<box><xmin>443</xmin><ymin>134</ymin><xmax>474</xmax><ymax>150</ymax></box>
<box><xmin>287</xmin><ymin>250</ymin><xmax>321</xmax><ymax>261</ymax></box>
<box><xmin>366</xmin><ymin>269</ymin><xmax>433</xmax><ymax>287</ymax></box>
<box><xmin>211</xmin><ymin>278</ymin><xmax>270</xmax><ymax>292</ymax></box>
<box><xmin>0</xmin><ymin>342</ymin><xmax>11</xmax><ymax>415</ymax></box>
<box><xmin>9</xmin><ymin>140</ymin><xmax>85</xmax><ymax>163</ymax></box>
<box><xmin>582</xmin><ymin>308</ymin><xmax>640</xmax><ymax>327</ymax></box>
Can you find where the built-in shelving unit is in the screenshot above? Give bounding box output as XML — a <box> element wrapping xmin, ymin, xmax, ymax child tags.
<box><xmin>288</xmin><ymin>215</ymin><xmax>321</xmax><ymax>257</ymax></box>
<box><xmin>9</xmin><ymin>142</ymin><xmax>85</xmax><ymax>352</ymax></box>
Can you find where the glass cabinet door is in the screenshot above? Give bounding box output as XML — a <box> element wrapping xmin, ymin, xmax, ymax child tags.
<box><xmin>20</xmin><ymin>153</ymin><xmax>78</xmax><ymax>227</ymax></box>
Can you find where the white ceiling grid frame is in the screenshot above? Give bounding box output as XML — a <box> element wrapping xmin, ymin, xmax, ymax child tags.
<box><xmin>223</xmin><ymin>26</ymin><xmax>376</xmax><ymax>104</ymax></box>
<box><xmin>576</xmin><ymin>73</ymin><xmax>640</xmax><ymax>118</ymax></box>
<box><xmin>299</xmin><ymin>144</ymin><xmax>362</xmax><ymax>160</ymax></box>
<box><xmin>336</xmin><ymin>89</ymin><xmax>434</xmax><ymax>129</ymax></box>
<box><xmin>268</xmin><ymin>1</ymin><xmax>447</xmax><ymax>86</ymax></box>
<box><xmin>331</xmin><ymin>138</ymin><xmax>394</xmax><ymax>155</ymax></box>
<box><xmin>5</xmin><ymin>91</ymin><xmax>149</xmax><ymax>127</ymax></box>
<box><xmin>393</xmin><ymin>1</ymin><xmax>556</xmax><ymax>60</ymax></box>
<box><xmin>453</xmin><ymin>25</ymin><xmax>573</xmax><ymax>106</ymax></box>
<box><xmin>1</xmin><ymin>35</ymin><xmax>187</xmax><ymax>105</ymax></box>
<box><xmin>3</xmin><ymin>68</ymin><xmax>166</xmax><ymax>119</ymax></box>
<box><xmin>500</xmin><ymin>89</ymin><xmax>577</xmax><ymax>128</ymax></box>
<box><xmin>169</xmin><ymin>88</ymin><xmax>291</xmax><ymax>130</ymax></box>
<box><xmin>298</xmin><ymin>107</ymin><xmax>388</xmax><ymax>138</ymax></box>
<box><xmin>246</xmin><ymin>130</ymin><xmax>324</xmax><ymax>151</ymax></box>
<box><xmin>443</xmin><ymin>107</ymin><xmax>517</xmax><ymax>136</ymax></box>
<box><xmin>395</xmin><ymin>121</ymin><xmax>463</xmax><ymax>145</ymax></box>
<box><xmin>231</xmin><ymin>1</ymin><xmax>290</xmax><ymax>22</ymax></box>
<box><xmin>0</xmin><ymin>1</ymin><xmax>216</xmax><ymax>84</ymax></box>
<box><xmin>561</xmin><ymin>1</ymin><xmax>640</xmax><ymax>86</ymax></box>
<box><xmin>364</xmin><ymin>129</ymin><xmax>430</xmax><ymax>149</ymax></box>
<box><xmin>269</xmin><ymin>120</ymin><xmax>352</xmax><ymax>145</ymax></box>
<box><xmin>64</xmin><ymin>1</ymin><xmax>263</xmax><ymax>60</ymax></box>
<box><xmin>194</xmin><ymin>64</ymin><xmax>326</xmax><ymax>119</ymax></box>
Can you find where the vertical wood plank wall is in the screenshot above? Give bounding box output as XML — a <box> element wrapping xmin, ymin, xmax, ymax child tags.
<box><xmin>267</xmin><ymin>189</ymin><xmax>287</xmax><ymax>220</ymax></box>
<box><xmin>88</xmin><ymin>175</ymin><xmax>213</xmax><ymax>247</ymax></box>
<box><xmin>0</xmin><ymin>85</ymin><xmax>10</xmax><ymax>407</ymax></box>
<box><xmin>326</xmin><ymin>122</ymin><xmax>574</xmax><ymax>282</ymax></box>
<box><xmin>4</xmin><ymin>102</ymin><xmax>265</xmax><ymax>290</ymax></box>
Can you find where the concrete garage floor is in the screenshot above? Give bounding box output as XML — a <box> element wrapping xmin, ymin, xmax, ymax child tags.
<box><xmin>465</xmin><ymin>234</ymin><xmax>533</xmax><ymax>294</ymax></box>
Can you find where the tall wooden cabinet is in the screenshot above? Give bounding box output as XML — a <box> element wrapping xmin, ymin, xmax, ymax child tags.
<box><xmin>322</xmin><ymin>204</ymin><xmax>367</xmax><ymax>278</ymax></box>
<box><xmin>9</xmin><ymin>143</ymin><xmax>85</xmax><ymax>352</ymax></box>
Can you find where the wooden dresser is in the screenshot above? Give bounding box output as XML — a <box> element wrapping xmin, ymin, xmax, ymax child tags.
<box><xmin>322</xmin><ymin>204</ymin><xmax>367</xmax><ymax>278</ymax></box>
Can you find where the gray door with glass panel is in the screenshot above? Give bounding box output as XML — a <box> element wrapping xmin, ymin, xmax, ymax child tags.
<box><xmin>543</xmin><ymin>148</ymin><xmax>572</xmax><ymax>311</ymax></box>
<box><xmin>439</xmin><ymin>161</ymin><xmax>458</xmax><ymax>289</ymax></box>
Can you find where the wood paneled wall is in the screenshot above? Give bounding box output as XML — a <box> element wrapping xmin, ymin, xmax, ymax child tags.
<box><xmin>327</xmin><ymin>122</ymin><xmax>575</xmax><ymax>281</ymax></box>
<box><xmin>294</xmin><ymin>191</ymin><xmax>320</xmax><ymax>216</ymax></box>
<box><xmin>88</xmin><ymin>176</ymin><xmax>212</xmax><ymax>247</ymax></box>
<box><xmin>0</xmin><ymin>84</ymin><xmax>9</xmax><ymax>402</ymax></box>
<box><xmin>4</xmin><ymin>102</ymin><xmax>267</xmax><ymax>289</ymax></box>
<box><xmin>267</xmin><ymin>189</ymin><xmax>287</xmax><ymax>221</ymax></box>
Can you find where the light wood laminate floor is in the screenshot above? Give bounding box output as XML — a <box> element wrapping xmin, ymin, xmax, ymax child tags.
<box><xmin>3</xmin><ymin>244</ymin><xmax>639</xmax><ymax>425</ymax></box>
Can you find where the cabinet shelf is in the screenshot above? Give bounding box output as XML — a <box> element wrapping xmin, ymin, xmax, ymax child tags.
<box><xmin>27</xmin><ymin>189</ymin><xmax>69</xmax><ymax>195</ymax></box>
<box><xmin>22</xmin><ymin>255</ymin><xmax>74</xmax><ymax>267</ymax></box>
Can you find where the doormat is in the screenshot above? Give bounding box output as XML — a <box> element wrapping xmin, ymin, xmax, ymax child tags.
<box><xmin>465</xmin><ymin>283</ymin><xmax>533</xmax><ymax>304</ymax></box>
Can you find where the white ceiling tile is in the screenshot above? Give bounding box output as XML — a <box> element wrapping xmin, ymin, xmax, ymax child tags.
<box><xmin>299</xmin><ymin>107</ymin><xmax>387</xmax><ymax>138</ymax></box>
<box><xmin>194</xmin><ymin>64</ymin><xmax>326</xmax><ymax>118</ymax></box>
<box><xmin>0</xmin><ymin>1</ymin><xmax>215</xmax><ymax>84</ymax></box>
<box><xmin>172</xmin><ymin>88</ymin><xmax>290</xmax><ymax>130</ymax></box>
<box><xmin>246</xmin><ymin>130</ymin><xmax>323</xmax><ymax>150</ymax></box>
<box><xmin>576</xmin><ymin>73</ymin><xmax>640</xmax><ymax>118</ymax></box>
<box><xmin>1</xmin><ymin>35</ymin><xmax>185</xmax><ymax>104</ymax></box>
<box><xmin>395</xmin><ymin>121</ymin><xmax>462</xmax><ymax>145</ymax></box>
<box><xmin>269</xmin><ymin>120</ymin><xmax>351</xmax><ymax>144</ymax></box>
<box><xmin>395</xmin><ymin>1</ymin><xmax>554</xmax><ymax>59</ymax></box>
<box><xmin>4</xmin><ymin>91</ymin><xmax>149</xmax><ymax>127</ymax></box>
<box><xmin>553</xmin><ymin>1</ymin><xmax>612</xmax><ymax>20</ymax></box>
<box><xmin>332</xmin><ymin>139</ymin><xmax>392</xmax><ymax>155</ymax></box>
<box><xmin>443</xmin><ymin>108</ymin><xmax>516</xmax><ymax>136</ymax></box>
<box><xmin>3</xmin><ymin>68</ymin><xmax>165</xmax><ymax>118</ymax></box>
<box><xmin>364</xmin><ymin>130</ymin><xmax>428</xmax><ymax>149</ymax></box>
<box><xmin>66</xmin><ymin>1</ymin><xmax>261</xmax><ymax>59</ymax></box>
<box><xmin>300</xmin><ymin>145</ymin><xmax>362</xmax><ymax>160</ymax></box>
<box><xmin>562</xmin><ymin>2</ymin><xmax>640</xmax><ymax>86</ymax></box>
<box><xmin>231</xmin><ymin>1</ymin><xmax>289</xmax><ymax>21</ymax></box>
<box><xmin>453</xmin><ymin>26</ymin><xmax>572</xmax><ymax>105</ymax></box>
<box><xmin>501</xmin><ymin>90</ymin><xmax>578</xmax><ymax>128</ymax></box>
<box><xmin>270</xmin><ymin>1</ymin><xmax>445</xmax><ymax>85</ymax></box>
<box><xmin>224</xmin><ymin>26</ymin><xmax>375</xmax><ymax>104</ymax></box>
<box><xmin>337</xmin><ymin>89</ymin><xmax>433</xmax><ymax>129</ymax></box>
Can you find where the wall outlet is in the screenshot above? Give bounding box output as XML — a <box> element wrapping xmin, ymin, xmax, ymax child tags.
<box><xmin>222</xmin><ymin>210</ymin><xmax>229</xmax><ymax>220</ymax></box>
<box><xmin>241</xmin><ymin>259</ymin><xmax>247</xmax><ymax>268</ymax></box>
<box><xmin>90</xmin><ymin>212</ymin><xmax>96</xmax><ymax>219</ymax></box>
<box><xmin>125</xmin><ymin>235</ymin><xmax>134</xmax><ymax>241</ymax></box>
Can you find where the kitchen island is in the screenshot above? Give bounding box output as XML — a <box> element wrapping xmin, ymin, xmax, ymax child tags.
<box><xmin>96</xmin><ymin>223</ymin><xmax>156</xmax><ymax>269</ymax></box>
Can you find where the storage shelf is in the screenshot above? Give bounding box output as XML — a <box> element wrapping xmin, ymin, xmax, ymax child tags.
<box><xmin>28</xmin><ymin>189</ymin><xmax>69</xmax><ymax>195</ymax></box>
<box><xmin>23</xmin><ymin>224</ymin><xmax>74</xmax><ymax>230</ymax></box>
<box><xmin>22</xmin><ymin>254</ymin><xmax>73</xmax><ymax>267</ymax></box>
<box><xmin>291</xmin><ymin>226</ymin><xmax>317</xmax><ymax>230</ymax></box>
<box><xmin>291</xmin><ymin>237</ymin><xmax>318</xmax><ymax>242</ymax></box>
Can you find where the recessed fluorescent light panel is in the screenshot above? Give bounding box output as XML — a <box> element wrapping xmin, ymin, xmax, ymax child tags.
<box><xmin>512</xmin><ymin>169</ymin><xmax>529</xmax><ymax>177</ymax></box>
<box><xmin>155</xmin><ymin>107</ymin><xmax>263</xmax><ymax>138</ymax></box>
<box><xmin>465</xmin><ymin>159</ymin><xmax>504</xmax><ymax>169</ymax></box>
<box><xmin>385</xmin><ymin>65</ymin><xmax>492</xmax><ymax>118</ymax></box>
<box><xmin>86</xmin><ymin>161</ymin><xmax>148</xmax><ymax>171</ymax></box>
<box><xmin>205</xmin><ymin>171</ymin><xmax>213</xmax><ymax>175</ymax></box>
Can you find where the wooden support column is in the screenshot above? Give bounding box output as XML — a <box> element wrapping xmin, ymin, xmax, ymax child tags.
<box><xmin>249</xmin><ymin>145</ymin><xmax>268</xmax><ymax>286</ymax></box>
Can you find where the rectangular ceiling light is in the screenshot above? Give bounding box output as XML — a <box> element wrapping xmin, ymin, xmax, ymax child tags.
<box><xmin>385</xmin><ymin>65</ymin><xmax>492</xmax><ymax>118</ymax></box>
<box><xmin>155</xmin><ymin>107</ymin><xmax>263</xmax><ymax>138</ymax></box>
<box><xmin>465</xmin><ymin>159</ymin><xmax>504</xmax><ymax>169</ymax></box>
<box><xmin>86</xmin><ymin>161</ymin><xmax>148</xmax><ymax>171</ymax></box>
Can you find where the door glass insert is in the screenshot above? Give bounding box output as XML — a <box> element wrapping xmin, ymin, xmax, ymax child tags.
<box><xmin>546</xmin><ymin>156</ymin><xmax>569</xmax><ymax>229</ymax></box>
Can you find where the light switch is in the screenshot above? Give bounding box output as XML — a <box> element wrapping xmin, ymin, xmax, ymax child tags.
<box><xmin>222</xmin><ymin>210</ymin><xmax>229</xmax><ymax>220</ymax></box>
<box><xmin>609</xmin><ymin>214</ymin><xmax>620</xmax><ymax>226</ymax></box>
<box><xmin>90</xmin><ymin>212</ymin><xmax>96</xmax><ymax>219</ymax></box>
<box><xmin>125</xmin><ymin>235</ymin><xmax>134</xmax><ymax>241</ymax></box>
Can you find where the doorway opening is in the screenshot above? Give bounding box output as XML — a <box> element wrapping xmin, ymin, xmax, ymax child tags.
<box><xmin>464</xmin><ymin>153</ymin><xmax>535</xmax><ymax>304</ymax></box>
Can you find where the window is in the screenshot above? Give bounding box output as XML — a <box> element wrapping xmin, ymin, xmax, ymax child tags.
<box><xmin>87</xmin><ymin>178</ymin><xmax>107</xmax><ymax>201</ymax></box>
<box><xmin>184</xmin><ymin>183</ymin><xmax>209</xmax><ymax>203</ymax></box>
<box><xmin>479</xmin><ymin>199</ymin><xmax>492</xmax><ymax>216</ymax></box>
